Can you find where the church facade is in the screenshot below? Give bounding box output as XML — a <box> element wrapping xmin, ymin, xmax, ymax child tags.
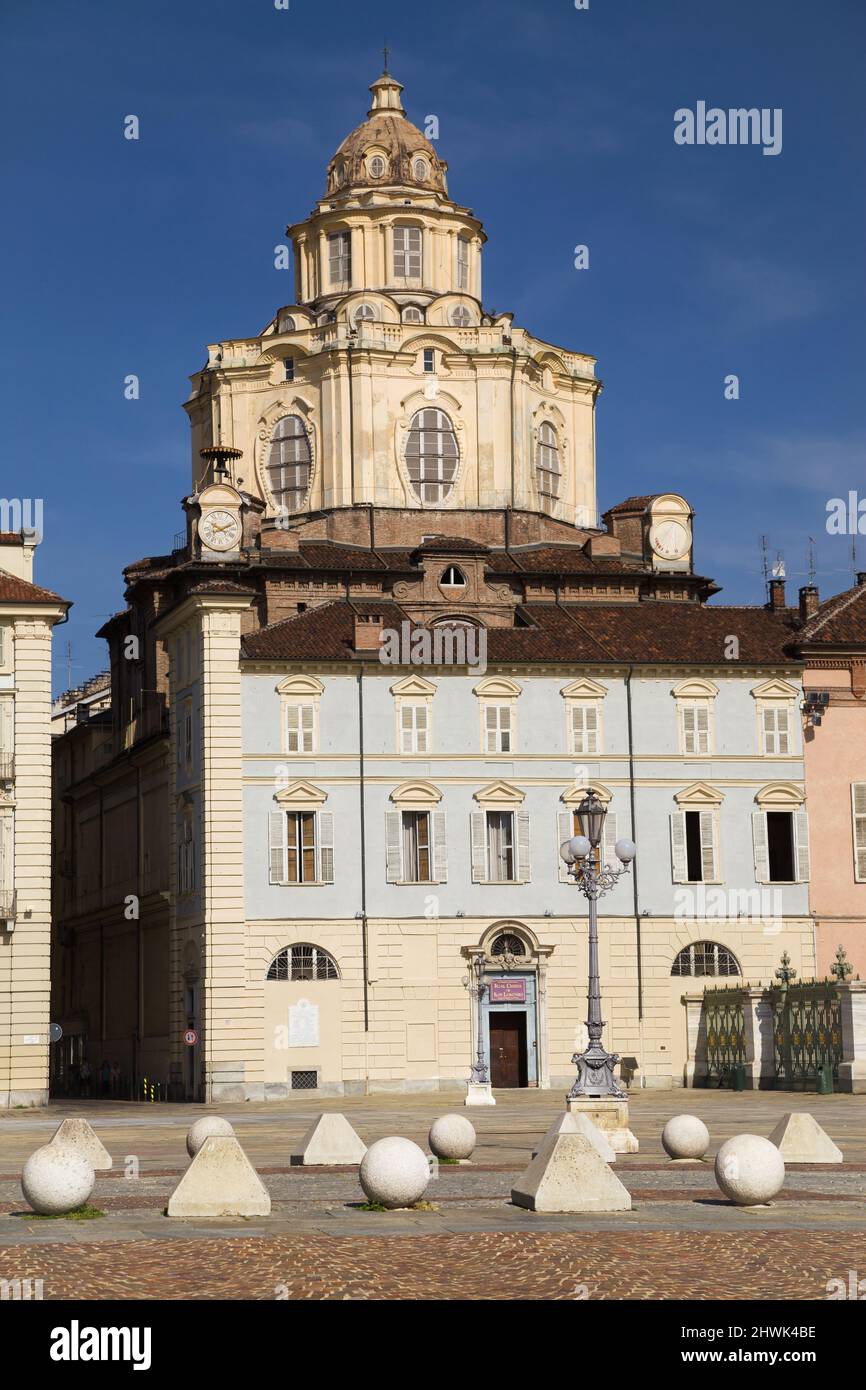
<box><xmin>51</xmin><ymin>70</ymin><xmax>821</xmax><ymax>1102</ymax></box>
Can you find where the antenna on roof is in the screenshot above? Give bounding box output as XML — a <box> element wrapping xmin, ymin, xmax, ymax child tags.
<box><xmin>807</xmin><ymin>537</ymin><xmax>817</xmax><ymax>586</ymax></box>
<box><xmin>852</xmin><ymin>533</ymin><xmax>859</xmax><ymax>580</ymax></box>
<box><xmin>772</xmin><ymin>552</ymin><xmax>786</xmax><ymax>579</ymax></box>
<box><xmin>760</xmin><ymin>535</ymin><xmax>770</xmax><ymax>601</ymax></box>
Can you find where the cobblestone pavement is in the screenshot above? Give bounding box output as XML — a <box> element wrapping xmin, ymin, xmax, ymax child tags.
<box><xmin>0</xmin><ymin>1231</ymin><xmax>862</xmax><ymax>1300</ymax></box>
<box><xmin>2</xmin><ymin>1090</ymin><xmax>863</xmax><ymax>1298</ymax></box>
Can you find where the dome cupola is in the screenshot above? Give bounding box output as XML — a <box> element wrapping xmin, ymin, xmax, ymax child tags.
<box><xmin>326</xmin><ymin>69</ymin><xmax>448</xmax><ymax>198</ymax></box>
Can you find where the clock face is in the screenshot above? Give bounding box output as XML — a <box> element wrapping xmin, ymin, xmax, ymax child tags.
<box><xmin>650</xmin><ymin>518</ymin><xmax>690</xmax><ymax>561</ymax></box>
<box><xmin>200</xmin><ymin>509</ymin><xmax>241</xmax><ymax>551</ymax></box>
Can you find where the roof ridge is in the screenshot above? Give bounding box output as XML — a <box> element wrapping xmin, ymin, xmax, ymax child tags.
<box><xmin>802</xmin><ymin>583</ymin><xmax>866</xmax><ymax>637</ymax></box>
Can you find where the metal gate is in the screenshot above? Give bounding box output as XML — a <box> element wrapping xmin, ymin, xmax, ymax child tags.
<box><xmin>771</xmin><ymin>980</ymin><xmax>842</xmax><ymax>1090</ymax></box>
<box><xmin>701</xmin><ymin>985</ymin><xmax>746</xmax><ymax>1086</ymax></box>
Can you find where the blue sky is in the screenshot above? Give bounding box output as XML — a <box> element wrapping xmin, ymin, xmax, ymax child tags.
<box><xmin>3</xmin><ymin>0</ymin><xmax>864</xmax><ymax>691</ymax></box>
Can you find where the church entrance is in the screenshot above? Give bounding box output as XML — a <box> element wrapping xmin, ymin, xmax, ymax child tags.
<box><xmin>489</xmin><ymin>1012</ymin><xmax>528</xmax><ymax>1088</ymax></box>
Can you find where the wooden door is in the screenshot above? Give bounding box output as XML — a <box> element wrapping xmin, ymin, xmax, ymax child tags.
<box><xmin>489</xmin><ymin>1012</ymin><xmax>527</xmax><ymax>1088</ymax></box>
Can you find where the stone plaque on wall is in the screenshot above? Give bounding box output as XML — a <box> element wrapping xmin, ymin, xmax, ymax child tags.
<box><xmin>288</xmin><ymin>999</ymin><xmax>320</xmax><ymax>1048</ymax></box>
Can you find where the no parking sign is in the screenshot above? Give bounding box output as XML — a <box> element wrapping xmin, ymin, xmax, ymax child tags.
<box><xmin>183</xmin><ymin>1029</ymin><xmax>198</xmax><ymax>1046</ymax></box>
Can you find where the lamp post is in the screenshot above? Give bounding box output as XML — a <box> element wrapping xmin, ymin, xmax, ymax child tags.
<box><xmin>559</xmin><ymin>788</ymin><xmax>636</xmax><ymax>1099</ymax></box>
<box><xmin>462</xmin><ymin>950</ymin><xmax>496</xmax><ymax>1106</ymax></box>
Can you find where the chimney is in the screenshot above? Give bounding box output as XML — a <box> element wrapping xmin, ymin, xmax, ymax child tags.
<box><xmin>768</xmin><ymin>577</ymin><xmax>786</xmax><ymax>611</ymax></box>
<box><xmin>353</xmin><ymin>613</ymin><xmax>384</xmax><ymax>652</ymax></box>
<box><xmin>857</xmin><ymin>572</ymin><xmax>866</xmax><ymax>587</ymax></box>
<box><xmin>799</xmin><ymin>584</ymin><xmax>819</xmax><ymax>621</ymax></box>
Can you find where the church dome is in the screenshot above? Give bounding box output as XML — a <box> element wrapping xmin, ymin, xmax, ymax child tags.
<box><xmin>326</xmin><ymin>71</ymin><xmax>448</xmax><ymax>197</ymax></box>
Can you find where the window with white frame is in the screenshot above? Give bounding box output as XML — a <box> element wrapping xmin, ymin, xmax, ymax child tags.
<box><xmin>0</xmin><ymin>697</ymin><xmax>13</xmax><ymax>776</ymax></box>
<box><xmin>456</xmin><ymin>236</ymin><xmax>470</xmax><ymax>289</ymax></box>
<box><xmin>853</xmin><ymin>783</ymin><xmax>866</xmax><ymax>882</ymax></box>
<box><xmin>536</xmin><ymin>422</ymin><xmax>561</xmax><ymax>512</ymax></box>
<box><xmin>286</xmin><ymin>703</ymin><xmax>315</xmax><ymax>754</ymax></box>
<box><xmin>268</xmin><ymin>808</ymin><xmax>334</xmax><ymax>885</ymax></box>
<box><xmin>399</xmin><ymin>703</ymin><xmax>429</xmax><ymax>754</ymax></box>
<box><xmin>405</xmin><ymin>408</ymin><xmax>459</xmax><ymax>505</ymax></box>
<box><xmin>450</xmin><ymin>305</ymin><xmax>472</xmax><ymax>327</ymax></box>
<box><xmin>328</xmin><ymin>230</ymin><xmax>351</xmax><ymax>286</ymax></box>
<box><xmin>752</xmin><ymin>788</ymin><xmax>809</xmax><ymax>883</ymax></box>
<box><xmin>0</xmin><ymin>810</ymin><xmax>13</xmax><ymax>908</ymax></box>
<box><xmin>471</xmin><ymin>806</ymin><xmax>530</xmax><ymax>883</ymax></box>
<box><xmin>393</xmin><ymin>225</ymin><xmax>422</xmax><ymax>278</ymax></box>
<box><xmin>267</xmin><ymin>415</ymin><xmax>312</xmax><ymax>514</ymax></box>
<box><xmin>670</xmin><ymin>808</ymin><xmax>720</xmax><ymax>883</ymax></box>
<box><xmin>681</xmin><ymin>702</ymin><xmax>711</xmax><ymax>755</ymax></box>
<box><xmin>569</xmin><ymin>702</ymin><xmax>600</xmax><ymax>755</ymax></box>
<box><xmin>385</xmin><ymin>807</ymin><xmax>447</xmax><ymax>883</ymax></box>
<box><xmin>761</xmin><ymin>704</ymin><xmax>791</xmax><ymax>754</ymax></box>
<box><xmin>484</xmin><ymin>704</ymin><xmax>512</xmax><ymax>753</ymax></box>
<box><xmin>752</xmin><ymin>680</ymin><xmax>799</xmax><ymax>757</ymax></box>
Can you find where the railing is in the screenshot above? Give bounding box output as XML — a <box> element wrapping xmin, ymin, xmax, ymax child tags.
<box><xmin>701</xmin><ymin>984</ymin><xmax>747</xmax><ymax>1085</ymax></box>
<box><xmin>771</xmin><ymin>979</ymin><xmax>841</xmax><ymax>1090</ymax></box>
<box><xmin>0</xmin><ymin>753</ymin><xmax>14</xmax><ymax>782</ymax></box>
<box><xmin>0</xmin><ymin>889</ymin><xmax>17</xmax><ymax>922</ymax></box>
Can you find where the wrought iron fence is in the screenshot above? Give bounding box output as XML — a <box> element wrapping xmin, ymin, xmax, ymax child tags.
<box><xmin>701</xmin><ymin>984</ymin><xmax>746</xmax><ymax>1086</ymax></box>
<box><xmin>771</xmin><ymin>979</ymin><xmax>841</xmax><ymax>1090</ymax></box>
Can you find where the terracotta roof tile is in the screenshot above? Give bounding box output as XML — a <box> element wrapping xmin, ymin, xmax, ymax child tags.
<box><xmin>797</xmin><ymin>582</ymin><xmax>866</xmax><ymax>646</ymax></box>
<box><xmin>0</xmin><ymin>568</ymin><xmax>67</xmax><ymax>604</ymax></box>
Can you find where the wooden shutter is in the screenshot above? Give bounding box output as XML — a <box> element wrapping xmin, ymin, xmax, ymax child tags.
<box><xmin>385</xmin><ymin>810</ymin><xmax>403</xmax><ymax>882</ymax></box>
<box><xmin>470</xmin><ymin>811</ymin><xmax>487</xmax><ymax>882</ymax></box>
<box><xmin>484</xmin><ymin>705</ymin><xmax>498</xmax><ymax>753</ymax></box>
<box><xmin>682</xmin><ymin>705</ymin><xmax>696</xmax><ymax>754</ymax></box>
<box><xmin>318</xmin><ymin>812</ymin><xmax>334</xmax><ymax>883</ymax></box>
<box><xmin>584</xmin><ymin>704</ymin><xmax>599</xmax><ymax>753</ymax></box>
<box><xmin>793</xmin><ymin>810</ymin><xmax>810</xmax><ymax>883</ymax></box>
<box><xmin>301</xmin><ymin>703</ymin><xmax>314</xmax><ymax>753</ymax></box>
<box><xmin>853</xmin><ymin>783</ymin><xmax>866</xmax><ymax>882</ymax></box>
<box><xmin>415</xmin><ymin>704</ymin><xmax>428</xmax><ymax>754</ymax></box>
<box><xmin>699</xmin><ymin>810</ymin><xmax>718</xmax><ymax>882</ymax></box>
<box><xmin>571</xmin><ymin>705</ymin><xmax>585</xmax><ymax>754</ymax></box>
<box><xmin>670</xmin><ymin>811</ymin><xmax>688</xmax><ymax>883</ymax></box>
<box><xmin>601</xmin><ymin>812</ymin><xmax>618</xmax><ymax>869</ymax></box>
<box><xmin>516</xmin><ymin>811</ymin><xmax>531</xmax><ymax>882</ymax></box>
<box><xmin>286</xmin><ymin>704</ymin><xmax>300</xmax><ymax>753</ymax></box>
<box><xmin>0</xmin><ymin>698</ymin><xmax>12</xmax><ymax>757</ymax></box>
<box><xmin>752</xmin><ymin>811</ymin><xmax>769</xmax><ymax>884</ymax></box>
<box><xmin>500</xmin><ymin>706</ymin><xmax>512</xmax><ymax>752</ymax></box>
<box><xmin>269</xmin><ymin>811</ymin><xmax>287</xmax><ymax>884</ymax></box>
<box><xmin>777</xmin><ymin>706</ymin><xmax>790</xmax><ymax>754</ymax></box>
<box><xmin>762</xmin><ymin>707</ymin><xmax>776</xmax><ymax>754</ymax></box>
<box><xmin>558</xmin><ymin>810</ymin><xmax>573</xmax><ymax>882</ymax></box>
<box><xmin>432</xmin><ymin>810</ymin><xmax>447</xmax><ymax>882</ymax></box>
<box><xmin>696</xmin><ymin>704</ymin><xmax>710</xmax><ymax>753</ymax></box>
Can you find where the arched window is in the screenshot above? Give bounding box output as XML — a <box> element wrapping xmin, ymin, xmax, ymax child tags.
<box><xmin>491</xmin><ymin>933</ymin><xmax>526</xmax><ymax>958</ymax></box>
<box><xmin>403</xmin><ymin>306</ymin><xmax>424</xmax><ymax>324</ymax></box>
<box><xmin>266</xmin><ymin>943</ymin><xmax>339</xmax><ymax>981</ymax></box>
<box><xmin>440</xmin><ymin>565</ymin><xmax>466</xmax><ymax>590</ymax></box>
<box><xmin>413</xmin><ymin>156</ymin><xmax>430</xmax><ymax>180</ymax></box>
<box><xmin>536</xmin><ymin>422</ymin><xmax>561</xmax><ymax>511</ymax></box>
<box><xmin>353</xmin><ymin>303</ymin><xmax>376</xmax><ymax>326</ymax></box>
<box><xmin>369</xmin><ymin>155</ymin><xmax>387</xmax><ymax>179</ymax></box>
<box><xmin>671</xmin><ymin>941</ymin><xmax>741</xmax><ymax>978</ymax></box>
<box><xmin>405</xmin><ymin>408</ymin><xmax>459</xmax><ymax>505</ymax></box>
<box><xmin>277</xmin><ymin>311</ymin><xmax>295</xmax><ymax>334</ymax></box>
<box><xmin>267</xmin><ymin>416</ymin><xmax>312</xmax><ymax>514</ymax></box>
<box><xmin>450</xmin><ymin>305</ymin><xmax>472</xmax><ymax>327</ymax></box>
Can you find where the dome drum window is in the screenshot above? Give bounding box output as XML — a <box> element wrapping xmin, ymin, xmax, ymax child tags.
<box><xmin>368</xmin><ymin>155</ymin><xmax>387</xmax><ymax>179</ymax></box>
<box><xmin>412</xmin><ymin>156</ymin><xmax>430</xmax><ymax>180</ymax></box>
<box><xmin>353</xmin><ymin>303</ymin><xmax>376</xmax><ymax>327</ymax></box>
<box><xmin>393</xmin><ymin>225</ymin><xmax>422</xmax><ymax>279</ymax></box>
<box><xmin>405</xmin><ymin>408</ymin><xmax>459</xmax><ymax>506</ymax></box>
<box><xmin>328</xmin><ymin>231</ymin><xmax>351</xmax><ymax>287</ymax></box>
<box><xmin>266</xmin><ymin>944</ymin><xmax>339</xmax><ymax>981</ymax></box>
<box><xmin>267</xmin><ymin>415</ymin><xmax>312</xmax><ymax>514</ymax></box>
<box><xmin>536</xmin><ymin>422</ymin><xmax>561</xmax><ymax>511</ymax></box>
<box><xmin>276</xmin><ymin>311</ymin><xmax>296</xmax><ymax>334</ymax></box>
<box><xmin>403</xmin><ymin>306</ymin><xmax>424</xmax><ymax>323</ymax></box>
<box><xmin>450</xmin><ymin>305</ymin><xmax>472</xmax><ymax>327</ymax></box>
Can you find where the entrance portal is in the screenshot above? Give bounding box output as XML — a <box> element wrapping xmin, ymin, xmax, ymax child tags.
<box><xmin>489</xmin><ymin>1012</ymin><xmax>528</xmax><ymax>1088</ymax></box>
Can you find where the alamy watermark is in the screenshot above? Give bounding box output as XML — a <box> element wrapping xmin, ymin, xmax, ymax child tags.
<box><xmin>378</xmin><ymin>620</ymin><xmax>487</xmax><ymax>673</ymax></box>
<box><xmin>675</xmin><ymin>884</ymin><xmax>784</xmax><ymax>936</ymax></box>
<box><xmin>674</xmin><ymin>102</ymin><xmax>782</xmax><ymax>157</ymax></box>
<box><xmin>0</xmin><ymin>497</ymin><xmax>43</xmax><ymax>543</ymax></box>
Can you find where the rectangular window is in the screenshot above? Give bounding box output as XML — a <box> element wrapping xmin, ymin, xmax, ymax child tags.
<box><xmin>328</xmin><ymin>231</ymin><xmax>351</xmax><ymax>286</ymax></box>
<box><xmin>286</xmin><ymin>702</ymin><xmax>315</xmax><ymax>754</ymax></box>
<box><xmin>269</xmin><ymin>810</ymin><xmax>333</xmax><ymax>884</ymax></box>
<box><xmin>399</xmin><ymin>703</ymin><xmax>428</xmax><ymax>754</ymax></box>
<box><xmin>394</xmin><ymin>225</ymin><xmax>422</xmax><ymax>278</ymax></box>
<box><xmin>286</xmin><ymin>811</ymin><xmax>317</xmax><ymax>884</ymax></box>
<box><xmin>484</xmin><ymin>704</ymin><xmax>512</xmax><ymax>753</ymax></box>
<box><xmin>487</xmin><ymin>810</ymin><xmax>514</xmax><ymax>882</ymax></box>
<box><xmin>182</xmin><ymin>702</ymin><xmax>193</xmax><ymax>769</ymax></box>
<box><xmin>178</xmin><ymin>818</ymin><xmax>195</xmax><ymax>894</ymax></box>
<box><xmin>570</xmin><ymin>703</ymin><xmax>599</xmax><ymax>755</ymax></box>
<box><xmin>401</xmin><ymin>810</ymin><xmax>431</xmax><ymax>883</ymax></box>
<box><xmin>853</xmin><ymin>783</ymin><xmax>866</xmax><ymax>882</ymax></box>
<box><xmin>457</xmin><ymin>236</ymin><xmax>470</xmax><ymax>289</ymax></box>
<box><xmin>284</xmin><ymin>357</ymin><xmax>294</xmax><ymax>382</ymax></box>
<box><xmin>753</xmin><ymin>808</ymin><xmax>809</xmax><ymax>883</ymax></box>
<box><xmin>762</xmin><ymin>705</ymin><xmax>790</xmax><ymax>754</ymax></box>
<box><xmin>671</xmin><ymin>809</ymin><xmax>718</xmax><ymax>883</ymax></box>
<box><xmin>766</xmin><ymin>811</ymin><xmax>795</xmax><ymax>882</ymax></box>
<box><xmin>423</xmin><ymin>348</ymin><xmax>435</xmax><ymax>373</ymax></box>
<box><xmin>681</xmin><ymin>702</ymin><xmax>710</xmax><ymax>755</ymax></box>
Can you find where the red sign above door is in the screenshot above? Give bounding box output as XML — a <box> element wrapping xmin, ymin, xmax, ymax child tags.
<box><xmin>489</xmin><ymin>979</ymin><xmax>527</xmax><ymax>1003</ymax></box>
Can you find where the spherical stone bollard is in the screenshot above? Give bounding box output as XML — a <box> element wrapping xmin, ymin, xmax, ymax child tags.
<box><xmin>359</xmin><ymin>1136</ymin><xmax>430</xmax><ymax>1209</ymax></box>
<box><xmin>714</xmin><ymin>1134</ymin><xmax>785</xmax><ymax>1206</ymax></box>
<box><xmin>186</xmin><ymin>1116</ymin><xmax>235</xmax><ymax>1159</ymax></box>
<box><xmin>428</xmin><ymin>1114</ymin><xmax>476</xmax><ymax>1161</ymax></box>
<box><xmin>661</xmin><ymin>1114</ymin><xmax>710</xmax><ymax>1161</ymax></box>
<box><xmin>21</xmin><ymin>1144</ymin><xmax>96</xmax><ymax>1215</ymax></box>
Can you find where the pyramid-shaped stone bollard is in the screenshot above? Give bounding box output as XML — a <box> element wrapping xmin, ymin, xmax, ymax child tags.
<box><xmin>532</xmin><ymin>1111</ymin><xmax>616</xmax><ymax>1163</ymax></box>
<box><xmin>767</xmin><ymin>1112</ymin><xmax>843</xmax><ymax>1164</ymax></box>
<box><xmin>512</xmin><ymin>1132</ymin><xmax>631</xmax><ymax>1212</ymax></box>
<box><xmin>167</xmin><ymin>1136</ymin><xmax>271</xmax><ymax>1218</ymax></box>
<box><xmin>291</xmin><ymin>1112</ymin><xmax>367</xmax><ymax>1166</ymax></box>
<box><xmin>49</xmin><ymin>1118</ymin><xmax>112</xmax><ymax>1171</ymax></box>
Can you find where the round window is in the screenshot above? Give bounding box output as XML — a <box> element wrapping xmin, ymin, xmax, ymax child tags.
<box><xmin>369</xmin><ymin>155</ymin><xmax>387</xmax><ymax>179</ymax></box>
<box><xmin>413</xmin><ymin>156</ymin><xmax>429</xmax><ymax>180</ymax></box>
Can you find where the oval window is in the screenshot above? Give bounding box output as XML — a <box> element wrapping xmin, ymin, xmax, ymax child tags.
<box><xmin>405</xmin><ymin>408</ymin><xmax>459</xmax><ymax>505</ymax></box>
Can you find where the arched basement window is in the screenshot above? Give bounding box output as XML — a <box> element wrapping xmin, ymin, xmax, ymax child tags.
<box><xmin>405</xmin><ymin>408</ymin><xmax>459</xmax><ymax>505</ymax></box>
<box><xmin>266</xmin><ymin>944</ymin><xmax>339</xmax><ymax>982</ymax></box>
<box><xmin>671</xmin><ymin>941</ymin><xmax>741</xmax><ymax>978</ymax></box>
<box><xmin>267</xmin><ymin>415</ymin><xmax>312</xmax><ymax>513</ymax></box>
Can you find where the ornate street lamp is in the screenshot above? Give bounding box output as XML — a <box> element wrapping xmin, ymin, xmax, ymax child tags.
<box><xmin>560</xmin><ymin>788</ymin><xmax>636</xmax><ymax>1099</ymax></box>
<box><xmin>462</xmin><ymin>952</ymin><xmax>490</xmax><ymax>1086</ymax></box>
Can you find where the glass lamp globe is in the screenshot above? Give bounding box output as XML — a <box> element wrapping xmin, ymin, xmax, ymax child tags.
<box><xmin>568</xmin><ymin>835</ymin><xmax>592</xmax><ymax>860</ymax></box>
<box><xmin>559</xmin><ymin>839</ymin><xmax>575</xmax><ymax>864</ymax></box>
<box><xmin>615</xmin><ymin>837</ymin><xmax>637</xmax><ymax>863</ymax></box>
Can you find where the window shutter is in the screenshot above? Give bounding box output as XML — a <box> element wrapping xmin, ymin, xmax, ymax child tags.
<box><xmin>682</xmin><ymin>706</ymin><xmax>696</xmax><ymax>754</ymax></box>
<box><xmin>853</xmin><ymin>783</ymin><xmax>866</xmax><ymax>882</ymax></box>
<box><xmin>670</xmin><ymin>812</ymin><xmax>688</xmax><ymax>884</ymax></box>
<box><xmin>762</xmin><ymin>707</ymin><xmax>776</xmax><ymax>754</ymax></box>
<box><xmin>470</xmin><ymin>811</ymin><xmax>487</xmax><ymax>882</ymax></box>
<box><xmin>484</xmin><ymin>705</ymin><xmax>497</xmax><ymax>752</ymax></box>
<box><xmin>571</xmin><ymin>705</ymin><xmax>585</xmax><ymax>754</ymax></box>
<box><xmin>415</xmin><ymin>704</ymin><xmax>428</xmax><ymax>754</ymax></box>
<box><xmin>286</xmin><ymin>704</ymin><xmax>299</xmax><ymax>753</ymax></box>
<box><xmin>584</xmin><ymin>704</ymin><xmax>599</xmax><ymax>754</ymax></box>
<box><xmin>752</xmin><ymin>811</ymin><xmax>770</xmax><ymax>884</ymax></box>
<box><xmin>0</xmin><ymin>813</ymin><xmax>7</xmax><ymax>891</ymax></box>
<box><xmin>269</xmin><ymin>812</ymin><xmax>287</xmax><ymax>884</ymax></box>
<box><xmin>432</xmin><ymin>810</ymin><xmax>447</xmax><ymax>882</ymax></box>
<box><xmin>777</xmin><ymin>707</ymin><xmax>790</xmax><ymax>755</ymax></box>
<box><xmin>0</xmin><ymin>698</ymin><xmax>12</xmax><ymax>755</ymax></box>
<box><xmin>400</xmin><ymin>704</ymin><xmax>414</xmax><ymax>753</ymax></box>
<box><xmin>318</xmin><ymin>812</ymin><xmax>334</xmax><ymax>883</ymax></box>
<box><xmin>558</xmin><ymin>810</ymin><xmax>573</xmax><ymax>882</ymax></box>
<box><xmin>385</xmin><ymin>810</ymin><xmax>403</xmax><ymax>882</ymax></box>
<box><xmin>699</xmin><ymin>810</ymin><xmax>718</xmax><ymax>883</ymax></box>
<box><xmin>793</xmin><ymin>810</ymin><xmax>810</xmax><ymax>883</ymax></box>
<box><xmin>301</xmin><ymin>703</ymin><xmax>314</xmax><ymax>752</ymax></box>
<box><xmin>696</xmin><ymin>705</ymin><xmax>710</xmax><ymax>753</ymax></box>
<box><xmin>602</xmin><ymin>813</ymin><xmax>618</xmax><ymax>868</ymax></box>
<box><xmin>500</xmin><ymin>706</ymin><xmax>512</xmax><ymax>751</ymax></box>
<box><xmin>516</xmin><ymin>811</ymin><xmax>531</xmax><ymax>882</ymax></box>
